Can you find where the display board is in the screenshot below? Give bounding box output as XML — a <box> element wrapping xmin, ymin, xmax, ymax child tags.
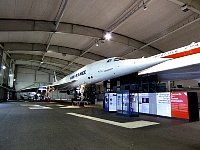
<box><xmin>156</xmin><ymin>92</ymin><xmax>171</xmax><ymax>117</ymax></box>
<box><xmin>104</xmin><ymin>93</ymin><xmax>117</xmax><ymax>112</ymax></box>
<box><xmin>114</xmin><ymin>90</ymin><xmax>198</xmax><ymax>121</ymax></box>
<box><xmin>138</xmin><ymin>93</ymin><xmax>149</xmax><ymax>114</ymax></box>
<box><xmin>122</xmin><ymin>92</ymin><xmax>129</xmax><ymax>114</ymax></box>
<box><xmin>116</xmin><ymin>91</ymin><xmax>139</xmax><ymax>116</ymax></box>
<box><xmin>138</xmin><ymin>93</ymin><xmax>157</xmax><ymax>115</ymax></box>
<box><xmin>129</xmin><ymin>93</ymin><xmax>139</xmax><ymax>114</ymax></box>
<box><xmin>170</xmin><ymin>92</ymin><xmax>189</xmax><ymax>119</ymax></box>
<box><xmin>109</xmin><ymin>93</ymin><xmax>117</xmax><ymax>111</ymax></box>
<box><xmin>137</xmin><ymin>92</ymin><xmax>190</xmax><ymax>119</ymax></box>
<box><xmin>116</xmin><ymin>93</ymin><xmax>123</xmax><ymax>113</ymax></box>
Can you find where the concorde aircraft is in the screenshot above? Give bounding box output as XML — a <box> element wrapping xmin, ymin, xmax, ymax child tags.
<box><xmin>51</xmin><ymin>42</ymin><xmax>200</xmax><ymax>90</ymax></box>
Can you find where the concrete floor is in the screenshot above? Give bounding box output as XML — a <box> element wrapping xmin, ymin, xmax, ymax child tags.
<box><xmin>0</xmin><ymin>101</ymin><xmax>200</xmax><ymax>150</ymax></box>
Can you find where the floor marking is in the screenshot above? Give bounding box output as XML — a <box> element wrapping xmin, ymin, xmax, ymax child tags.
<box><xmin>56</xmin><ymin>104</ymin><xmax>65</xmax><ymax>107</ymax></box>
<box><xmin>60</xmin><ymin>106</ymin><xmax>80</xmax><ymax>109</ymax></box>
<box><xmin>46</xmin><ymin>104</ymin><xmax>56</xmax><ymax>106</ymax></box>
<box><xmin>29</xmin><ymin>105</ymin><xmax>52</xmax><ymax>109</ymax></box>
<box><xmin>67</xmin><ymin>113</ymin><xmax>159</xmax><ymax>129</ymax></box>
<box><xmin>20</xmin><ymin>104</ymin><xmax>34</xmax><ymax>107</ymax></box>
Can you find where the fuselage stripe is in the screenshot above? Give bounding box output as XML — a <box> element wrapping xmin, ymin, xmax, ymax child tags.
<box><xmin>162</xmin><ymin>47</ymin><xmax>200</xmax><ymax>59</ymax></box>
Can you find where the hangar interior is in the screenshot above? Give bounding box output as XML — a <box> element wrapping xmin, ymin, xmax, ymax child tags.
<box><xmin>0</xmin><ymin>1</ymin><xmax>200</xmax><ymax>150</ymax></box>
<box><xmin>0</xmin><ymin>0</ymin><xmax>200</xmax><ymax>100</ymax></box>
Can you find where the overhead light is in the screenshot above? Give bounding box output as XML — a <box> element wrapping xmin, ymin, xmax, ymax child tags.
<box><xmin>143</xmin><ymin>0</ymin><xmax>147</xmax><ymax>10</ymax></box>
<box><xmin>181</xmin><ymin>4</ymin><xmax>189</xmax><ymax>12</ymax></box>
<box><xmin>95</xmin><ymin>40</ymin><xmax>99</xmax><ymax>47</ymax></box>
<box><xmin>2</xmin><ymin>65</ymin><xmax>6</xmax><ymax>70</ymax></box>
<box><xmin>47</xmin><ymin>50</ymin><xmax>53</xmax><ymax>53</ymax></box>
<box><xmin>143</xmin><ymin>5</ymin><xmax>147</xmax><ymax>10</ymax></box>
<box><xmin>14</xmin><ymin>79</ymin><xmax>16</xmax><ymax>81</ymax></box>
<box><xmin>41</xmin><ymin>61</ymin><xmax>44</xmax><ymax>64</ymax></box>
<box><xmin>104</xmin><ymin>32</ymin><xmax>112</xmax><ymax>41</ymax></box>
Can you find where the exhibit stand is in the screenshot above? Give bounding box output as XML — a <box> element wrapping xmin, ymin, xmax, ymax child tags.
<box><xmin>137</xmin><ymin>92</ymin><xmax>199</xmax><ymax>122</ymax></box>
<box><xmin>104</xmin><ymin>91</ymin><xmax>199</xmax><ymax>122</ymax></box>
<box><xmin>116</xmin><ymin>91</ymin><xmax>139</xmax><ymax>116</ymax></box>
<box><xmin>104</xmin><ymin>92</ymin><xmax>117</xmax><ymax>112</ymax></box>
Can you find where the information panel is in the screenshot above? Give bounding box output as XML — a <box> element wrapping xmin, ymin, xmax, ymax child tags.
<box><xmin>109</xmin><ymin>93</ymin><xmax>117</xmax><ymax>111</ymax></box>
<box><xmin>170</xmin><ymin>92</ymin><xmax>189</xmax><ymax>119</ymax></box>
<box><xmin>116</xmin><ymin>93</ymin><xmax>123</xmax><ymax>113</ymax></box>
<box><xmin>122</xmin><ymin>92</ymin><xmax>129</xmax><ymax>114</ymax></box>
<box><xmin>156</xmin><ymin>92</ymin><xmax>171</xmax><ymax>117</ymax></box>
<box><xmin>138</xmin><ymin>93</ymin><xmax>157</xmax><ymax>114</ymax></box>
<box><xmin>129</xmin><ymin>93</ymin><xmax>139</xmax><ymax>116</ymax></box>
<box><xmin>138</xmin><ymin>93</ymin><xmax>150</xmax><ymax>113</ymax></box>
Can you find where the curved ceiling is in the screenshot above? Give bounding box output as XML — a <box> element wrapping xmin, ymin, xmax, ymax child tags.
<box><xmin>0</xmin><ymin>0</ymin><xmax>200</xmax><ymax>76</ymax></box>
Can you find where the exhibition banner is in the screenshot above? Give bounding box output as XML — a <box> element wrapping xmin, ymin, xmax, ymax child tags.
<box><xmin>170</xmin><ymin>92</ymin><xmax>189</xmax><ymax>119</ymax></box>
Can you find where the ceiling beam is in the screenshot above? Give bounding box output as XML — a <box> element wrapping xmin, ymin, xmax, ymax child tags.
<box><xmin>144</xmin><ymin>13</ymin><xmax>200</xmax><ymax>44</ymax></box>
<box><xmin>122</xmin><ymin>3</ymin><xmax>200</xmax><ymax>57</ymax></box>
<box><xmin>15</xmin><ymin>60</ymin><xmax>70</xmax><ymax>74</ymax></box>
<box><xmin>16</xmin><ymin>62</ymin><xmax>69</xmax><ymax>75</ymax></box>
<box><xmin>39</xmin><ymin>0</ymin><xmax>69</xmax><ymax>69</ymax></box>
<box><xmin>0</xmin><ymin>19</ymin><xmax>159</xmax><ymax>52</ymax></box>
<box><xmin>10</xmin><ymin>53</ymin><xmax>83</xmax><ymax>70</ymax></box>
<box><xmin>4</xmin><ymin>42</ymin><xmax>105</xmax><ymax>61</ymax></box>
<box><xmin>105</xmin><ymin>0</ymin><xmax>151</xmax><ymax>32</ymax></box>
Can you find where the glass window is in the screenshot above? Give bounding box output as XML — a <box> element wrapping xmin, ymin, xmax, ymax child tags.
<box><xmin>114</xmin><ymin>57</ymin><xmax>125</xmax><ymax>61</ymax></box>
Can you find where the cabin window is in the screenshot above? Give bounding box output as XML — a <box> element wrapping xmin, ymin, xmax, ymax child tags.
<box><xmin>114</xmin><ymin>57</ymin><xmax>125</xmax><ymax>61</ymax></box>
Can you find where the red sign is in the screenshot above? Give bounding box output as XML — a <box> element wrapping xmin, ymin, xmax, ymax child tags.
<box><xmin>170</xmin><ymin>92</ymin><xmax>189</xmax><ymax>119</ymax></box>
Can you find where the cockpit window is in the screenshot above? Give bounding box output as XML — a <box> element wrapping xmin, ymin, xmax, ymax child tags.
<box><xmin>107</xmin><ymin>57</ymin><xmax>125</xmax><ymax>63</ymax></box>
<box><xmin>114</xmin><ymin>57</ymin><xmax>125</xmax><ymax>61</ymax></box>
<box><xmin>107</xmin><ymin>59</ymin><xmax>112</xmax><ymax>63</ymax></box>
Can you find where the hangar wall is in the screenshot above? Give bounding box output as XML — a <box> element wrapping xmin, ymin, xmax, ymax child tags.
<box><xmin>0</xmin><ymin>50</ymin><xmax>11</xmax><ymax>100</ymax></box>
<box><xmin>15</xmin><ymin>66</ymin><xmax>60</xmax><ymax>91</ymax></box>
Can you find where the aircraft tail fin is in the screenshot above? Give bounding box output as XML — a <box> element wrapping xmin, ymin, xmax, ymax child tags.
<box><xmin>53</xmin><ymin>71</ymin><xmax>58</xmax><ymax>83</ymax></box>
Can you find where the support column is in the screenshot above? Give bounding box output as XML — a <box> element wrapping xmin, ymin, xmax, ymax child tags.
<box><xmin>0</xmin><ymin>48</ymin><xmax>3</xmax><ymax>100</ymax></box>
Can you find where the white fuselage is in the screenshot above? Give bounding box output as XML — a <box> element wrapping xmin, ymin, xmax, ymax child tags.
<box><xmin>53</xmin><ymin>42</ymin><xmax>200</xmax><ymax>89</ymax></box>
<box><xmin>53</xmin><ymin>57</ymin><xmax>169</xmax><ymax>88</ymax></box>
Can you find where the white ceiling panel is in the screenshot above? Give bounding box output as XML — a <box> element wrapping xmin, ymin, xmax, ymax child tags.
<box><xmin>73</xmin><ymin>57</ymin><xmax>95</xmax><ymax>66</ymax></box>
<box><xmin>0</xmin><ymin>0</ymin><xmax>62</xmax><ymax>21</ymax></box>
<box><xmin>151</xmin><ymin>21</ymin><xmax>200</xmax><ymax>52</ymax></box>
<box><xmin>115</xmin><ymin>0</ymin><xmax>193</xmax><ymax>42</ymax></box>
<box><xmin>44</xmin><ymin>52</ymin><xmax>76</xmax><ymax>62</ymax></box>
<box><xmin>43</xmin><ymin>62</ymin><xmax>64</xmax><ymax>68</ymax></box>
<box><xmin>124</xmin><ymin>47</ymin><xmax>156</xmax><ymax>59</ymax></box>
<box><xmin>16</xmin><ymin>59</ymin><xmax>65</xmax><ymax>68</ymax></box>
<box><xmin>0</xmin><ymin>32</ymin><xmax>49</xmax><ymax>44</ymax></box>
<box><xmin>0</xmin><ymin>0</ymin><xmax>200</xmax><ymax>76</ymax></box>
<box><xmin>51</xmin><ymin>33</ymin><xmax>92</xmax><ymax>50</ymax></box>
<box><xmin>89</xmin><ymin>41</ymin><xmax>130</xmax><ymax>57</ymax></box>
<box><xmin>61</xmin><ymin>0</ymin><xmax>134</xmax><ymax>29</ymax></box>
<box><xmin>15</xmin><ymin>60</ymin><xmax>41</xmax><ymax>66</ymax></box>
<box><xmin>67</xmin><ymin>64</ymin><xmax>81</xmax><ymax>72</ymax></box>
<box><xmin>15</xmin><ymin>60</ymin><xmax>63</xmax><ymax>70</ymax></box>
